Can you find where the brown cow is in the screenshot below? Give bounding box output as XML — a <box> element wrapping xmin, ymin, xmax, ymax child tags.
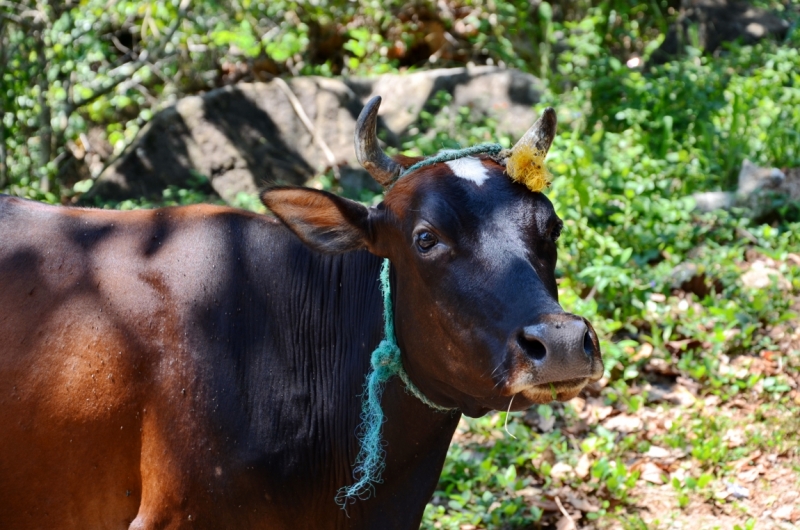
<box><xmin>0</xmin><ymin>97</ymin><xmax>602</xmax><ymax>529</ymax></box>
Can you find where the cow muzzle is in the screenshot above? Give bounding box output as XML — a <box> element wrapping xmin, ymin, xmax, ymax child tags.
<box><xmin>510</xmin><ymin>313</ymin><xmax>603</xmax><ymax>402</ymax></box>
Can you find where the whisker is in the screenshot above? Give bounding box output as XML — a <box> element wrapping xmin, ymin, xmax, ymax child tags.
<box><xmin>493</xmin><ymin>377</ymin><xmax>509</xmax><ymax>391</ymax></box>
<box><xmin>489</xmin><ymin>358</ymin><xmax>507</xmax><ymax>378</ymax></box>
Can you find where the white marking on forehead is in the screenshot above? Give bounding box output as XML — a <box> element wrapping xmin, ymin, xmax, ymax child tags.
<box><xmin>445</xmin><ymin>156</ymin><xmax>490</xmax><ymax>186</ymax></box>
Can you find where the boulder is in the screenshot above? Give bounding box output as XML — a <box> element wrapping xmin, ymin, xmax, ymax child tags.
<box><xmin>346</xmin><ymin>66</ymin><xmax>542</xmax><ymax>138</ymax></box>
<box><xmin>692</xmin><ymin>159</ymin><xmax>798</xmax><ymax>220</ymax></box>
<box><xmin>88</xmin><ymin>78</ymin><xmax>358</xmax><ymax>203</ymax></box>
<box><xmin>651</xmin><ymin>0</ymin><xmax>789</xmax><ymax>63</ymax></box>
<box><xmin>88</xmin><ymin>67</ymin><xmax>543</xmax><ymax>203</ymax></box>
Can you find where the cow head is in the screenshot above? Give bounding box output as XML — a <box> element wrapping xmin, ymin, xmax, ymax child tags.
<box><xmin>262</xmin><ymin>97</ymin><xmax>603</xmax><ymax>417</ymax></box>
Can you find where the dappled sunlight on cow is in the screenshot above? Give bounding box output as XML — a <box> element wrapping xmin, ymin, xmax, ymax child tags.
<box><xmin>0</xmin><ymin>96</ymin><xmax>600</xmax><ymax>529</ymax></box>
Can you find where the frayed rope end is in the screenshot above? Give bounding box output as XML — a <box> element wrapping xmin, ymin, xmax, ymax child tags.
<box><xmin>335</xmin><ymin>341</ymin><xmax>397</xmax><ymax>507</ymax></box>
<box><xmin>336</xmin><ymin>259</ymin><xmax>454</xmax><ymax>508</ymax></box>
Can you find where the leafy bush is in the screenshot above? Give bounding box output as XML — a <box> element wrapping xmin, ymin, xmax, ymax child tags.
<box><xmin>3</xmin><ymin>0</ymin><xmax>800</xmax><ymax>527</ymax></box>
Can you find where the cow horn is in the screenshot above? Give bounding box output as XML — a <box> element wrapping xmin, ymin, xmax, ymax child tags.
<box><xmin>514</xmin><ymin>107</ymin><xmax>557</xmax><ymax>155</ymax></box>
<box><xmin>504</xmin><ymin>107</ymin><xmax>558</xmax><ymax>193</ymax></box>
<box><xmin>354</xmin><ymin>96</ymin><xmax>402</xmax><ymax>187</ymax></box>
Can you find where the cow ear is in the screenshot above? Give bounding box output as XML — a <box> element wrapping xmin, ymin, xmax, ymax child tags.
<box><xmin>261</xmin><ymin>187</ymin><xmax>374</xmax><ymax>254</ymax></box>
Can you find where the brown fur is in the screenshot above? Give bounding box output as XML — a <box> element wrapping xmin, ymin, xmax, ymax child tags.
<box><xmin>0</xmin><ymin>199</ymin><xmax>283</xmax><ymax>528</ymax></box>
<box><xmin>0</xmin><ymin>149</ymin><xmax>601</xmax><ymax>528</ymax></box>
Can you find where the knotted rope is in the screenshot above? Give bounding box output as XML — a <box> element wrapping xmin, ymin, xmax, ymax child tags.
<box><xmin>335</xmin><ymin>259</ymin><xmax>452</xmax><ymax>505</ymax></box>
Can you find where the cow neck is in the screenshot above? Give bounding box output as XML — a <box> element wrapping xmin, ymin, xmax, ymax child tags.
<box><xmin>375</xmin><ymin>259</ymin><xmax>451</xmax><ymax>411</ymax></box>
<box><xmin>336</xmin><ymin>258</ymin><xmax>456</xmax><ymax>507</ymax></box>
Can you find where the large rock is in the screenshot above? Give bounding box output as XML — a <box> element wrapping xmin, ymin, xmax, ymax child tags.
<box><xmin>692</xmin><ymin>159</ymin><xmax>799</xmax><ymax>220</ymax></box>
<box><xmin>651</xmin><ymin>0</ymin><xmax>790</xmax><ymax>63</ymax></box>
<box><xmin>88</xmin><ymin>78</ymin><xmax>359</xmax><ymax>203</ymax></box>
<box><xmin>346</xmin><ymin>66</ymin><xmax>542</xmax><ymax>138</ymax></box>
<box><xmin>88</xmin><ymin>67</ymin><xmax>543</xmax><ymax>203</ymax></box>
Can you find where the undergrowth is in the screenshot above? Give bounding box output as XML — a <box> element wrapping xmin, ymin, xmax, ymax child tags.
<box><xmin>4</xmin><ymin>0</ymin><xmax>800</xmax><ymax>527</ymax></box>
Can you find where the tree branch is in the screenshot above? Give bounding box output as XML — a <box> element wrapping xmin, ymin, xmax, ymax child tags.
<box><xmin>66</xmin><ymin>3</ymin><xmax>187</xmax><ymax>113</ymax></box>
<box><xmin>0</xmin><ymin>0</ymin><xmax>46</xmax><ymax>27</ymax></box>
<box><xmin>272</xmin><ymin>76</ymin><xmax>340</xmax><ymax>178</ymax></box>
<box><xmin>0</xmin><ymin>10</ymin><xmax>24</xmax><ymax>25</ymax></box>
<box><xmin>0</xmin><ymin>0</ymin><xmax>27</xmax><ymax>12</ymax></box>
<box><xmin>0</xmin><ymin>19</ymin><xmax>7</xmax><ymax>188</ymax></box>
<box><xmin>36</xmin><ymin>24</ymin><xmax>51</xmax><ymax>192</ymax></box>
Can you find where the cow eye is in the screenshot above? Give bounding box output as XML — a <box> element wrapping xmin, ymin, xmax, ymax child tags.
<box><xmin>415</xmin><ymin>231</ymin><xmax>438</xmax><ymax>252</ymax></box>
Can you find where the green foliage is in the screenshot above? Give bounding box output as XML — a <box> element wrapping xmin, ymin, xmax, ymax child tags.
<box><xmin>0</xmin><ymin>0</ymin><xmax>711</xmax><ymax>202</ymax></box>
<box><xmin>352</xmin><ymin>4</ymin><xmax>800</xmax><ymax>528</ymax></box>
<box><xmin>3</xmin><ymin>0</ymin><xmax>800</xmax><ymax>527</ymax></box>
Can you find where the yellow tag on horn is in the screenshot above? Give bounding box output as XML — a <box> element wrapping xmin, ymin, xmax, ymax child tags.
<box><xmin>505</xmin><ymin>143</ymin><xmax>552</xmax><ymax>193</ymax></box>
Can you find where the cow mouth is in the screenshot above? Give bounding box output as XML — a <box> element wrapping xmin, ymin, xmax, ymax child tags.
<box><xmin>513</xmin><ymin>370</ymin><xmax>603</xmax><ymax>404</ymax></box>
<box><xmin>544</xmin><ymin>357</ymin><xmax>603</xmax><ymax>398</ymax></box>
<box><xmin>500</xmin><ymin>355</ymin><xmax>604</xmax><ymax>407</ymax></box>
<box><xmin>524</xmin><ymin>378</ymin><xmax>588</xmax><ymax>402</ymax></box>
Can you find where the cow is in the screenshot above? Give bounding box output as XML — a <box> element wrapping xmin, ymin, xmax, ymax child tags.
<box><xmin>0</xmin><ymin>96</ymin><xmax>603</xmax><ymax>529</ymax></box>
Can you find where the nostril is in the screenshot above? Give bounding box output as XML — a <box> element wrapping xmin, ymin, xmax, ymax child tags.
<box><xmin>583</xmin><ymin>329</ymin><xmax>594</xmax><ymax>357</ymax></box>
<box><xmin>519</xmin><ymin>334</ymin><xmax>547</xmax><ymax>361</ymax></box>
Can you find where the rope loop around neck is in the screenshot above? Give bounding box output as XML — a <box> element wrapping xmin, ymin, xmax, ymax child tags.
<box><xmin>376</xmin><ymin>259</ymin><xmax>452</xmax><ymax>411</ymax></box>
<box><xmin>335</xmin><ymin>258</ymin><xmax>455</xmax><ymax>507</ymax></box>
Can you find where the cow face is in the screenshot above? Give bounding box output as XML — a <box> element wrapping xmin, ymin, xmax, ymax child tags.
<box><xmin>262</xmin><ymin>97</ymin><xmax>603</xmax><ymax>417</ymax></box>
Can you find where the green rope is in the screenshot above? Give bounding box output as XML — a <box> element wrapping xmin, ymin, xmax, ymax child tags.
<box><xmin>399</xmin><ymin>143</ymin><xmax>504</xmax><ymax>179</ymax></box>
<box><xmin>336</xmin><ymin>259</ymin><xmax>451</xmax><ymax>507</ymax></box>
<box><xmin>337</xmin><ymin>144</ymin><xmax>504</xmax><ymax>507</ymax></box>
